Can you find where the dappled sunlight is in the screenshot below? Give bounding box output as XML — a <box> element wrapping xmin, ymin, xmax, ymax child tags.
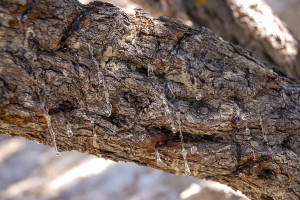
<box><xmin>180</xmin><ymin>181</ymin><xmax>249</xmax><ymax>200</ymax></box>
<box><xmin>2</xmin><ymin>177</ymin><xmax>43</xmax><ymax>199</ymax></box>
<box><xmin>48</xmin><ymin>158</ymin><xmax>114</xmax><ymax>193</ymax></box>
<box><xmin>0</xmin><ymin>137</ymin><xmax>27</xmax><ymax>163</ymax></box>
<box><xmin>1</xmin><ymin>153</ymin><xmax>114</xmax><ymax>199</ymax></box>
<box><xmin>228</xmin><ymin>0</ymin><xmax>299</xmax><ymax>76</ymax></box>
<box><xmin>233</xmin><ymin>0</ymin><xmax>297</xmax><ymax>55</ymax></box>
<box><xmin>180</xmin><ymin>183</ymin><xmax>201</xmax><ymax>199</ymax></box>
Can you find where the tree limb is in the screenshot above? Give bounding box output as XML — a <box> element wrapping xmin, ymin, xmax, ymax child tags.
<box><xmin>0</xmin><ymin>0</ymin><xmax>300</xmax><ymax>199</ymax></box>
<box><xmin>131</xmin><ymin>0</ymin><xmax>300</xmax><ymax>78</ymax></box>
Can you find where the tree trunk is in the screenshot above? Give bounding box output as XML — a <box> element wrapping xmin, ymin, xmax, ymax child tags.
<box><xmin>0</xmin><ymin>0</ymin><xmax>300</xmax><ymax>199</ymax></box>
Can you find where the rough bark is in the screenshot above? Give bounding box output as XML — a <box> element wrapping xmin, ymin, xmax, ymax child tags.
<box><xmin>0</xmin><ymin>0</ymin><xmax>300</xmax><ymax>199</ymax></box>
<box><xmin>131</xmin><ymin>0</ymin><xmax>300</xmax><ymax>78</ymax></box>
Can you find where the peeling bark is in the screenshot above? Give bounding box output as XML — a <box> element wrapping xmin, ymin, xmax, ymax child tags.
<box><xmin>0</xmin><ymin>0</ymin><xmax>300</xmax><ymax>199</ymax></box>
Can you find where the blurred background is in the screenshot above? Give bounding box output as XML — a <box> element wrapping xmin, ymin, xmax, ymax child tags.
<box><xmin>1</xmin><ymin>0</ymin><xmax>300</xmax><ymax>199</ymax></box>
<box><xmin>80</xmin><ymin>0</ymin><xmax>300</xmax><ymax>39</ymax></box>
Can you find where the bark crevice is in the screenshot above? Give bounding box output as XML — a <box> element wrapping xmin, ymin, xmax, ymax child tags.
<box><xmin>1</xmin><ymin>0</ymin><xmax>300</xmax><ymax>199</ymax></box>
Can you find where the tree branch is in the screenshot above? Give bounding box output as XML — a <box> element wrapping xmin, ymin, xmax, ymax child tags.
<box><xmin>0</xmin><ymin>0</ymin><xmax>300</xmax><ymax>199</ymax></box>
<box><xmin>131</xmin><ymin>0</ymin><xmax>300</xmax><ymax>78</ymax></box>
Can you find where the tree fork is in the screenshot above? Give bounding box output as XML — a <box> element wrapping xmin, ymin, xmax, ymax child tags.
<box><xmin>0</xmin><ymin>0</ymin><xmax>300</xmax><ymax>199</ymax></box>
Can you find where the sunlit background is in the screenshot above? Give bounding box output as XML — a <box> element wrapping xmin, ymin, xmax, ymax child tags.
<box><xmin>1</xmin><ymin>0</ymin><xmax>300</xmax><ymax>199</ymax></box>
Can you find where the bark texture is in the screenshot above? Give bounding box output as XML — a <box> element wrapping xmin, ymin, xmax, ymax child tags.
<box><xmin>131</xmin><ymin>0</ymin><xmax>300</xmax><ymax>78</ymax></box>
<box><xmin>0</xmin><ymin>0</ymin><xmax>300</xmax><ymax>199</ymax></box>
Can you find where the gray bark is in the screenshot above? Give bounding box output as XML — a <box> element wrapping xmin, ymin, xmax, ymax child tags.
<box><xmin>0</xmin><ymin>0</ymin><xmax>300</xmax><ymax>199</ymax></box>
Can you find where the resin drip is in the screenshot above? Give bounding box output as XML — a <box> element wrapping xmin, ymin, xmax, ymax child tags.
<box><xmin>147</xmin><ymin>63</ymin><xmax>154</xmax><ymax>78</ymax></box>
<box><xmin>167</xmin><ymin>83</ymin><xmax>174</xmax><ymax>97</ymax></box>
<box><xmin>89</xmin><ymin>118</ymin><xmax>97</xmax><ymax>137</ymax></box>
<box><xmin>161</xmin><ymin>95</ymin><xmax>176</xmax><ymax>133</ymax></box>
<box><xmin>176</xmin><ymin>112</ymin><xmax>191</xmax><ymax>176</ymax></box>
<box><xmin>40</xmin><ymin>93</ymin><xmax>59</xmax><ymax>156</ymax></box>
<box><xmin>190</xmin><ymin>146</ymin><xmax>197</xmax><ymax>154</ymax></box>
<box><xmin>60</xmin><ymin>111</ymin><xmax>73</xmax><ymax>137</ymax></box>
<box><xmin>67</xmin><ymin>122</ymin><xmax>73</xmax><ymax>137</ymax></box>
<box><xmin>155</xmin><ymin>149</ymin><xmax>163</xmax><ymax>165</ymax></box>
<box><xmin>259</xmin><ymin>117</ymin><xmax>267</xmax><ymax>142</ymax></box>
<box><xmin>245</xmin><ymin>125</ymin><xmax>250</xmax><ymax>135</ymax></box>
<box><xmin>196</xmin><ymin>92</ymin><xmax>202</xmax><ymax>101</ymax></box>
<box><xmin>88</xmin><ymin>43</ymin><xmax>112</xmax><ymax>117</ymax></box>
<box><xmin>17</xmin><ymin>14</ymin><xmax>23</xmax><ymax>29</ymax></box>
<box><xmin>44</xmin><ymin>111</ymin><xmax>59</xmax><ymax>156</ymax></box>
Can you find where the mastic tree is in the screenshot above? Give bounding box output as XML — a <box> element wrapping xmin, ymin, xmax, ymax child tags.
<box><xmin>0</xmin><ymin>0</ymin><xmax>300</xmax><ymax>199</ymax></box>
